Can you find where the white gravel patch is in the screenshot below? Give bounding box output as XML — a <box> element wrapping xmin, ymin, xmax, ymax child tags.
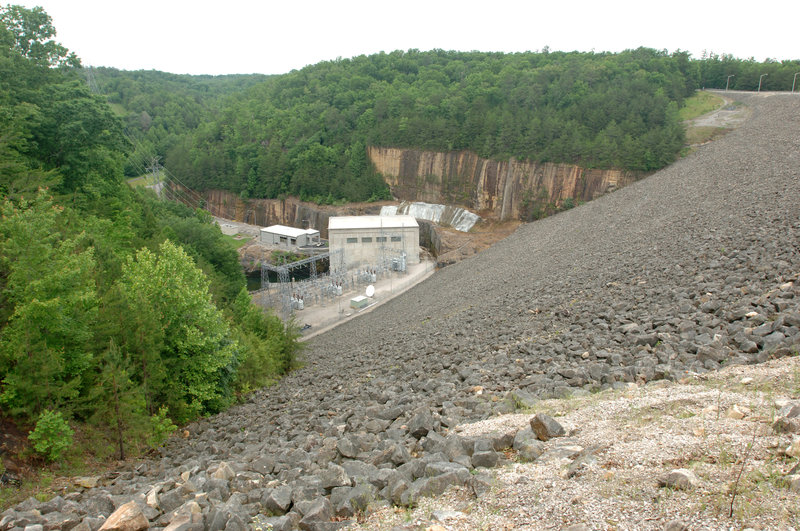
<box><xmin>352</xmin><ymin>356</ymin><xmax>800</xmax><ymax>530</ymax></box>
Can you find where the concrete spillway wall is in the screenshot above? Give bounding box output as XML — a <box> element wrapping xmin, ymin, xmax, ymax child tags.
<box><xmin>380</xmin><ymin>202</ymin><xmax>480</xmax><ymax>232</ymax></box>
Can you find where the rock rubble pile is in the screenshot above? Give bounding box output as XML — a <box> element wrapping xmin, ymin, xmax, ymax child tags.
<box><xmin>2</xmin><ymin>93</ymin><xmax>799</xmax><ymax>530</ymax></box>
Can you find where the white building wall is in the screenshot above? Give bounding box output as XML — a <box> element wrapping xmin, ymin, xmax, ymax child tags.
<box><xmin>260</xmin><ymin>226</ymin><xmax>320</xmax><ymax>248</ymax></box>
<box><xmin>329</xmin><ymin>219</ymin><xmax>419</xmax><ymax>268</ymax></box>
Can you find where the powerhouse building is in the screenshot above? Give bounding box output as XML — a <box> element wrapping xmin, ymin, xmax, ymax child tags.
<box><xmin>328</xmin><ymin>215</ymin><xmax>419</xmax><ymax>268</ymax></box>
<box><xmin>260</xmin><ymin>225</ymin><xmax>321</xmax><ymax>248</ymax></box>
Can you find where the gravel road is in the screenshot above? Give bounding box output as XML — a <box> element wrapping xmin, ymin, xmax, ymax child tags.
<box><xmin>3</xmin><ymin>92</ymin><xmax>798</xmax><ymax>531</ymax></box>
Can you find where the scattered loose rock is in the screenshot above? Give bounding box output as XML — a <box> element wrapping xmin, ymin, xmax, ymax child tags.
<box><xmin>530</xmin><ymin>413</ymin><xmax>566</xmax><ymax>441</ymax></box>
<box><xmin>3</xmin><ymin>92</ymin><xmax>800</xmax><ymax>531</ymax></box>
<box><xmin>98</xmin><ymin>501</ymin><xmax>148</xmax><ymax>531</ymax></box>
<box><xmin>658</xmin><ymin>469</ymin><xmax>699</xmax><ymax>491</ymax></box>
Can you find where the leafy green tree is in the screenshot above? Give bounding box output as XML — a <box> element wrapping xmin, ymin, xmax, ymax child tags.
<box><xmin>118</xmin><ymin>240</ymin><xmax>237</xmax><ymax>423</ymax></box>
<box><xmin>31</xmin><ymin>81</ymin><xmax>128</xmax><ymax>196</ymax></box>
<box><xmin>0</xmin><ymin>103</ymin><xmax>61</xmax><ymax>197</ymax></box>
<box><xmin>88</xmin><ymin>338</ymin><xmax>148</xmax><ymax>460</ymax></box>
<box><xmin>0</xmin><ymin>192</ymin><xmax>98</xmax><ymax>418</ymax></box>
<box><xmin>0</xmin><ymin>6</ymin><xmax>305</xmax><ymax>460</ymax></box>
<box><xmin>28</xmin><ymin>409</ymin><xmax>73</xmax><ymax>461</ymax></box>
<box><xmin>159</xmin><ymin>207</ymin><xmax>246</xmax><ymax>305</ymax></box>
<box><xmin>147</xmin><ymin>405</ymin><xmax>177</xmax><ymax>448</ymax></box>
<box><xmin>230</xmin><ymin>288</ymin><xmax>300</xmax><ymax>394</ymax></box>
<box><xmin>0</xmin><ymin>4</ymin><xmax>79</xmax><ymax>67</ymax></box>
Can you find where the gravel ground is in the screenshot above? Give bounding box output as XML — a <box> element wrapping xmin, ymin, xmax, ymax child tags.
<box><xmin>355</xmin><ymin>355</ymin><xmax>800</xmax><ymax>530</ymax></box>
<box><xmin>686</xmin><ymin>90</ymin><xmax>751</xmax><ymax>129</ymax></box>
<box><xmin>2</xmin><ymin>93</ymin><xmax>798</xmax><ymax>531</ymax></box>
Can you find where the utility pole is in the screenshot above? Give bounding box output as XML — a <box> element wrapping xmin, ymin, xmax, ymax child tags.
<box><xmin>758</xmin><ymin>73</ymin><xmax>768</xmax><ymax>93</ymax></box>
<box><xmin>793</xmin><ymin>73</ymin><xmax>800</xmax><ymax>94</ymax></box>
<box><xmin>726</xmin><ymin>75</ymin><xmax>734</xmax><ymax>91</ymax></box>
<box><xmin>146</xmin><ymin>157</ymin><xmax>163</xmax><ymax>198</ymax></box>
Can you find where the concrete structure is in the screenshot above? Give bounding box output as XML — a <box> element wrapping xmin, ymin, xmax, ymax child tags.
<box><xmin>260</xmin><ymin>225</ymin><xmax>320</xmax><ymax>248</ymax></box>
<box><xmin>328</xmin><ymin>215</ymin><xmax>419</xmax><ymax>268</ymax></box>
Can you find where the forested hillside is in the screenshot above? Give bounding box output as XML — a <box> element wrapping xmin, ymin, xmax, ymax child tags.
<box><xmin>111</xmin><ymin>48</ymin><xmax>797</xmax><ymax>206</ymax></box>
<box><xmin>89</xmin><ymin>68</ymin><xmax>269</xmax><ymax>178</ymax></box>
<box><xmin>165</xmin><ymin>48</ymin><xmax>695</xmax><ymax>204</ymax></box>
<box><xmin>0</xmin><ymin>5</ymin><xmax>299</xmax><ymax>463</ymax></box>
<box><xmin>3</xmin><ymin>2</ymin><xmax>799</xmax><ymax>469</ymax></box>
<box><xmin>696</xmin><ymin>52</ymin><xmax>800</xmax><ymax>90</ymax></box>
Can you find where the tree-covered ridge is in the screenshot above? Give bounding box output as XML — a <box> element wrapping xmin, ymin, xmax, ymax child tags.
<box><xmin>120</xmin><ymin>49</ymin><xmax>797</xmax><ymax>206</ymax></box>
<box><xmin>161</xmin><ymin>48</ymin><xmax>695</xmax><ymax>203</ymax></box>
<box><xmin>88</xmin><ymin>68</ymin><xmax>270</xmax><ymax>179</ymax></box>
<box><xmin>0</xmin><ymin>5</ymin><xmax>299</xmax><ymax>461</ymax></box>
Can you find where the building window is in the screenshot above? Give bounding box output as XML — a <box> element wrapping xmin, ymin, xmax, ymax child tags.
<box><xmin>390</xmin><ymin>236</ymin><xmax>402</xmax><ymax>242</ymax></box>
<box><xmin>362</xmin><ymin>237</ymin><xmax>372</xmax><ymax>243</ymax></box>
<box><xmin>376</xmin><ymin>236</ymin><xmax>387</xmax><ymax>243</ymax></box>
<box><xmin>346</xmin><ymin>237</ymin><xmax>358</xmax><ymax>244</ymax></box>
<box><xmin>290</xmin><ymin>238</ymin><xmax>296</xmax><ymax>245</ymax></box>
<box><xmin>279</xmin><ymin>236</ymin><xmax>287</xmax><ymax>244</ymax></box>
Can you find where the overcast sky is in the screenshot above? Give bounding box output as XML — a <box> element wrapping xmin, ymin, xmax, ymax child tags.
<box><xmin>16</xmin><ymin>0</ymin><xmax>800</xmax><ymax>75</ymax></box>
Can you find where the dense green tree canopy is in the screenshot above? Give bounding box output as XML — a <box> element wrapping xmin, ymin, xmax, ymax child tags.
<box><xmin>88</xmin><ymin>68</ymin><xmax>269</xmax><ymax>178</ymax></box>
<box><xmin>0</xmin><ymin>4</ymin><xmax>78</xmax><ymax>67</ymax></box>
<box><xmin>2</xmin><ymin>1</ymin><xmax>799</xmax><ymax>462</ymax></box>
<box><xmin>0</xmin><ymin>193</ymin><xmax>97</xmax><ymax>418</ymax></box>
<box><xmin>694</xmin><ymin>52</ymin><xmax>800</xmax><ymax>91</ymax></box>
<box><xmin>118</xmin><ymin>240</ymin><xmax>237</xmax><ymax>422</ymax></box>
<box><xmin>147</xmin><ymin>48</ymin><xmax>697</xmax><ymax>203</ymax></box>
<box><xmin>94</xmin><ymin>47</ymin><xmax>799</xmax><ymax>207</ymax></box>
<box><xmin>0</xmin><ymin>5</ymin><xmax>300</xmax><ymax>459</ymax></box>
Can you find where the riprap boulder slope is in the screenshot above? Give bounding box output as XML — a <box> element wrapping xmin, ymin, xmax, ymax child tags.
<box><xmin>3</xmin><ymin>92</ymin><xmax>798</xmax><ymax>530</ymax></box>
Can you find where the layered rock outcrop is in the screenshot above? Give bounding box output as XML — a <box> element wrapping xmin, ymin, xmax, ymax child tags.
<box><xmin>368</xmin><ymin>147</ymin><xmax>643</xmax><ymax>220</ymax></box>
<box><xmin>200</xmin><ymin>191</ymin><xmax>382</xmax><ymax>239</ymax></box>
<box><xmin>196</xmin><ymin>149</ymin><xmax>639</xmax><ymax>231</ymax></box>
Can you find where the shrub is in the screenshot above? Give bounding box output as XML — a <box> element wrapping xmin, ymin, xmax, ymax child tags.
<box><xmin>147</xmin><ymin>406</ymin><xmax>177</xmax><ymax>448</ymax></box>
<box><xmin>28</xmin><ymin>410</ymin><xmax>73</xmax><ymax>462</ymax></box>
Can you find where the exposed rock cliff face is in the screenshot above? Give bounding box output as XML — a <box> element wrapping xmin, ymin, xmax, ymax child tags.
<box><xmin>194</xmin><ymin>148</ymin><xmax>640</xmax><ymax>232</ymax></box>
<box><xmin>368</xmin><ymin>147</ymin><xmax>644</xmax><ymax>220</ymax></box>
<box><xmin>201</xmin><ymin>191</ymin><xmax>382</xmax><ymax>239</ymax></box>
<box><xmin>416</xmin><ymin>219</ymin><xmax>441</xmax><ymax>257</ymax></box>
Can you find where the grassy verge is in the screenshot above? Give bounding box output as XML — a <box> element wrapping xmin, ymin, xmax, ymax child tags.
<box><xmin>0</xmin><ymin>416</ymin><xmax>164</xmax><ymax>512</ymax></box>
<box><xmin>0</xmin><ymin>430</ymin><xmax>110</xmax><ymax>511</ymax></box>
<box><xmin>222</xmin><ymin>233</ymin><xmax>252</xmax><ymax>249</ymax></box>
<box><xmin>126</xmin><ymin>174</ymin><xmax>157</xmax><ymax>188</ymax></box>
<box><xmin>679</xmin><ymin>91</ymin><xmax>725</xmax><ymax>121</ymax></box>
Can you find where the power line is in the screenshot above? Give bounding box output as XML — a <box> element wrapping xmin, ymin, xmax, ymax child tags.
<box><xmin>83</xmin><ymin>65</ymin><xmax>211</xmax><ymax>214</ymax></box>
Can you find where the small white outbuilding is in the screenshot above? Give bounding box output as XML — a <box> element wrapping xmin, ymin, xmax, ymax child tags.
<box><xmin>328</xmin><ymin>215</ymin><xmax>419</xmax><ymax>268</ymax></box>
<box><xmin>260</xmin><ymin>225</ymin><xmax>320</xmax><ymax>248</ymax></box>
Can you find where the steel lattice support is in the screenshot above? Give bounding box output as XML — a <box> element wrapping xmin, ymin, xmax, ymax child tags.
<box><xmin>257</xmin><ymin>249</ymin><xmax>344</xmax><ymax>319</ymax></box>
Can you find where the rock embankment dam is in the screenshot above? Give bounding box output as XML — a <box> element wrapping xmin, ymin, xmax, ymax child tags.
<box><xmin>2</xmin><ymin>93</ymin><xmax>798</xmax><ymax>530</ymax></box>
